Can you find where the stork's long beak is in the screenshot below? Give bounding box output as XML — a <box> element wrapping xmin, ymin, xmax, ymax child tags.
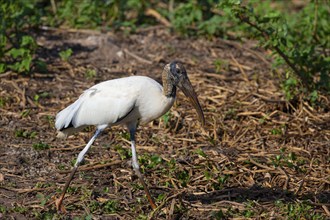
<box><xmin>178</xmin><ymin>78</ymin><xmax>205</xmax><ymax>126</ymax></box>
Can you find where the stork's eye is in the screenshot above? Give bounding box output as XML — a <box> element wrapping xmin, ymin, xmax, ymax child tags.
<box><xmin>176</xmin><ymin>69</ymin><xmax>181</xmax><ymax>74</ymax></box>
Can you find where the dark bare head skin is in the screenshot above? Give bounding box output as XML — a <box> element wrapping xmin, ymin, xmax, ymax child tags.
<box><xmin>168</xmin><ymin>61</ymin><xmax>205</xmax><ymax>126</ymax></box>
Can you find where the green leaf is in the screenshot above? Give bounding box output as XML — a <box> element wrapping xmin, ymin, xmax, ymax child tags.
<box><xmin>7</xmin><ymin>48</ymin><xmax>26</xmax><ymax>58</ymax></box>
<box><xmin>264</xmin><ymin>12</ymin><xmax>280</xmax><ymax>20</ymax></box>
<box><xmin>59</xmin><ymin>48</ymin><xmax>73</xmax><ymax>61</ymax></box>
<box><xmin>34</xmin><ymin>60</ymin><xmax>47</xmax><ymax>73</ymax></box>
<box><xmin>21</xmin><ymin>35</ymin><xmax>35</xmax><ymax>47</ymax></box>
<box><xmin>21</xmin><ymin>54</ymin><xmax>32</xmax><ymax>71</ymax></box>
<box><xmin>0</xmin><ymin>63</ymin><xmax>6</xmax><ymax>73</ymax></box>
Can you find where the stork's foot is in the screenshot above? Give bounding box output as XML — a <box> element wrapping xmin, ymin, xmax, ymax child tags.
<box><xmin>147</xmin><ymin>195</ymin><xmax>157</xmax><ymax>210</ymax></box>
<box><xmin>54</xmin><ymin>196</ymin><xmax>67</xmax><ymax>213</ymax></box>
<box><xmin>134</xmin><ymin>169</ymin><xmax>157</xmax><ymax>210</ymax></box>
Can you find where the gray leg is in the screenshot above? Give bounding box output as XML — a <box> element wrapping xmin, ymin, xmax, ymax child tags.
<box><xmin>56</xmin><ymin>125</ymin><xmax>106</xmax><ymax>211</ymax></box>
<box><xmin>75</xmin><ymin>128</ymin><xmax>103</xmax><ymax>166</ymax></box>
<box><xmin>129</xmin><ymin>126</ymin><xmax>156</xmax><ymax>209</ymax></box>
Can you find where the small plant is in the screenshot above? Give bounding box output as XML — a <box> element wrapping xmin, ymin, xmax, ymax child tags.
<box><xmin>145</xmin><ymin>154</ymin><xmax>163</xmax><ymax>169</ymax></box>
<box><xmin>5</xmin><ymin>36</ymin><xmax>35</xmax><ymax>73</ymax></box>
<box><xmin>224</xmin><ymin>108</ymin><xmax>237</xmax><ymax>120</ymax></box>
<box><xmin>42</xmin><ymin>115</ymin><xmax>54</xmax><ymax>125</ymax></box>
<box><xmin>80</xmin><ymin>186</ymin><xmax>92</xmax><ymax>200</ymax></box>
<box><xmin>276</xmin><ymin>200</ymin><xmax>324</xmax><ymax>219</ymax></box>
<box><xmin>258</xmin><ymin>118</ymin><xmax>265</xmax><ymax>124</ymax></box>
<box><xmin>211</xmin><ymin>210</ymin><xmax>225</xmax><ymax>220</ymax></box>
<box><xmin>56</xmin><ymin>163</ymin><xmax>66</xmax><ymax>171</ymax></box>
<box><xmin>20</xmin><ymin>109</ymin><xmax>31</xmax><ymax>117</ymax></box>
<box><xmin>114</xmin><ymin>145</ymin><xmax>129</xmax><ymax>160</ymax></box>
<box><xmin>33</xmin><ymin>211</ymin><xmax>57</xmax><ymax>219</ymax></box>
<box><xmin>84</xmin><ymin>214</ymin><xmax>93</xmax><ymax>220</ymax></box>
<box><xmin>35</xmin><ymin>182</ymin><xmax>51</xmax><ymax>188</ymax></box>
<box><xmin>67</xmin><ymin>186</ymin><xmax>79</xmax><ymax>194</ymax></box>
<box><xmin>15</xmin><ymin>129</ymin><xmax>37</xmax><ymax>139</ymax></box>
<box><xmin>103</xmin><ymin>186</ymin><xmax>109</xmax><ymax>193</ymax></box>
<box><xmin>70</xmin><ymin>158</ymin><xmax>85</xmax><ymax>166</ymax></box>
<box><xmin>120</xmin><ymin>131</ymin><xmax>130</xmax><ymax>141</ymax></box>
<box><xmin>0</xmin><ymin>97</ymin><xmax>6</xmax><ymax>108</ymax></box>
<box><xmin>156</xmin><ymin>193</ymin><xmax>166</xmax><ymax>202</ymax></box>
<box><xmin>272</xmin><ymin>148</ymin><xmax>302</xmax><ymax>171</ymax></box>
<box><xmin>103</xmin><ymin>200</ymin><xmax>118</xmax><ymax>213</ymax></box>
<box><xmin>243</xmin><ymin>201</ymin><xmax>256</xmax><ymax>218</ymax></box>
<box><xmin>212</xmin><ymin>174</ymin><xmax>230</xmax><ymax>190</ymax></box>
<box><xmin>59</xmin><ymin>48</ymin><xmax>73</xmax><ymax>61</ymax></box>
<box><xmin>218</xmin><ymin>175</ymin><xmax>229</xmax><ymax>185</ymax></box>
<box><xmin>85</xmin><ymin>68</ymin><xmax>96</xmax><ymax>79</ymax></box>
<box><xmin>36</xmin><ymin>193</ymin><xmax>51</xmax><ymax>207</ymax></box>
<box><xmin>88</xmin><ymin>200</ymin><xmax>101</xmax><ymax>213</ymax></box>
<box><xmin>137</xmin><ymin>214</ymin><xmax>148</xmax><ymax>220</ymax></box>
<box><xmin>270</xmin><ymin>124</ymin><xmax>286</xmax><ymax>136</ymax></box>
<box><xmin>195</xmin><ymin>148</ymin><xmax>207</xmax><ymax>158</ymax></box>
<box><xmin>176</xmin><ymin>170</ymin><xmax>189</xmax><ymax>187</ymax></box>
<box><xmin>270</xmin><ymin>127</ymin><xmax>282</xmax><ymax>135</ymax></box>
<box><xmin>12</xmin><ymin>204</ymin><xmax>28</xmax><ymax>214</ymax></box>
<box><xmin>282</xmin><ymin>76</ymin><xmax>298</xmax><ymax>100</ymax></box>
<box><xmin>0</xmin><ymin>205</ymin><xmax>7</xmax><ymax>214</ymax></box>
<box><xmin>33</xmin><ymin>92</ymin><xmax>50</xmax><ymax>103</ymax></box>
<box><xmin>33</xmin><ymin>142</ymin><xmax>51</xmax><ymax>150</ymax></box>
<box><xmin>214</xmin><ymin>59</ymin><xmax>229</xmax><ymax>73</ymax></box>
<box><xmin>204</xmin><ymin>170</ymin><xmax>212</xmax><ymax>180</ymax></box>
<box><xmin>161</xmin><ymin>111</ymin><xmax>171</xmax><ymax>127</ymax></box>
<box><xmin>308</xmin><ymin>90</ymin><xmax>318</xmax><ymax>105</ymax></box>
<box><xmin>34</xmin><ymin>59</ymin><xmax>47</xmax><ymax>73</ymax></box>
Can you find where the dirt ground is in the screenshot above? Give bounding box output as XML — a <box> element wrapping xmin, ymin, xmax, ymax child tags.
<box><xmin>0</xmin><ymin>27</ymin><xmax>329</xmax><ymax>219</ymax></box>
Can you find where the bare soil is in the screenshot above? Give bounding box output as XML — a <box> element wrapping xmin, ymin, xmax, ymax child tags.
<box><xmin>0</xmin><ymin>27</ymin><xmax>329</xmax><ymax>219</ymax></box>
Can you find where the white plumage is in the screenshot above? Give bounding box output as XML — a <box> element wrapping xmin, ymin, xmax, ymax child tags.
<box><xmin>55</xmin><ymin>76</ymin><xmax>175</xmax><ymax>137</ymax></box>
<box><xmin>54</xmin><ymin>62</ymin><xmax>204</xmax><ymax>211</ymax></box>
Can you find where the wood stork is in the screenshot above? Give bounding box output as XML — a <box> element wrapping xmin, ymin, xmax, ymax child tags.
<box><xmin>54</xmin><ymin>61</ymin><xmax>205</xmax><ymax>211</ymax></box>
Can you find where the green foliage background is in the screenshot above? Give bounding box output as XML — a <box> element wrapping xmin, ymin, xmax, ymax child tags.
<box><xmin>0</xmin><ymin>0</ymin><xmax>329</xmax><ymax>102</ymax></box>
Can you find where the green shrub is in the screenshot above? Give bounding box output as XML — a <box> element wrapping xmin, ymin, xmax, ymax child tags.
<box><xmin>0</xmin><ymin>1</ymin><xmax>41</xmax><ymax>74</ymax></box>
<box><xmin>1</xmin><ymin>0</ymin><xmax>329</xmax><ymax>102</ymax></box>
<box><xmin>51</xmin><ymin>0</ymin><xmax>150</xmax><ymax>30</ymax></box>
<box><xmin>219</xmin><ymin>0</ymin><xmax>330</xmax><ymax>99</ymax></box>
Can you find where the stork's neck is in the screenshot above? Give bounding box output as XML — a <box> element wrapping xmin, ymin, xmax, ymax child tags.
<box><xmin>162</xmin><ymin>68</ymin><xmax>176</xmax><ymax>98</ymax></box>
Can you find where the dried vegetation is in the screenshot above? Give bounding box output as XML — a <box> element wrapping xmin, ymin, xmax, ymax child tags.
<box><xmin>0</xmin><ymin>28</ymin><xmax>329</xmax><ymax>219</ymax></box>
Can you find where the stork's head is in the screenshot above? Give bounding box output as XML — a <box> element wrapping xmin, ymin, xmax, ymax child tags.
<box><xmin>168</xmin><ymin>61</ymin><xmax>205</xmax><ymax>126</ymax></box>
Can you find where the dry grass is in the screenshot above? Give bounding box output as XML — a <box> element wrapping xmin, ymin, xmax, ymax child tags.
<box><xmin>0</xmin><ymin>28</ymin><xmax>329</xmax><ymax>219</ymax></box>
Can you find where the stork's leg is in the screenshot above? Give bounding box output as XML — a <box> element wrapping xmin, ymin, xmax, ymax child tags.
<box><xmin>129</xmin><ymin>127</ymin><xmax>157</xmax><ymax>210</ymax></box>
<box><xmin>56</xmin><ymin>126</ymin><xmax>105</xmax><ymax>211</ymax></box>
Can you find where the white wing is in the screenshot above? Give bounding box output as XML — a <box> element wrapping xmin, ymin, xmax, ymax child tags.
<box><xmin>55</xmin><ymin>76</ymin><xmax>143</xmax><ymax>130</ymax></box>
